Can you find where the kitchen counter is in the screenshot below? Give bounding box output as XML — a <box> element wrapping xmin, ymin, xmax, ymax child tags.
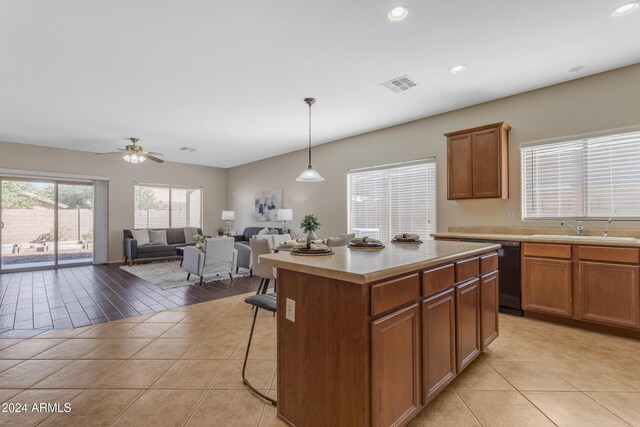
<box><xmin>259</xmin><ymin>241</ymin><xmax>500</xmax><ymax>426</ymax></box>
<box><xmin>259</xmin><ymin>240</ymin><xmax>501</xmax><ymax>284</ymax></box>
<box><xmin>433</xmin><ymin>232</ymin><xmax>640</xmax><ymax>247</ymax></box>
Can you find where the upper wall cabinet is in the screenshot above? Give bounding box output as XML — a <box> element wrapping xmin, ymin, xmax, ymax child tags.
<box><xmin>445</xmin><ymin>122</ymin><xmax>511</xmax><ymax>200</ymax></box>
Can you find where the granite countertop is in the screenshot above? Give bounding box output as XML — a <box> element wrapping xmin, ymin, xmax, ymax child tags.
<box><xmin>432</xmin><ymin>232</ymin><xmax>640</xmax><ymax>247</ymax></box>
<box><xmin>259</xmin><ymin>240</ymin><xmax>500</xmax><ymax>284</ymax></box>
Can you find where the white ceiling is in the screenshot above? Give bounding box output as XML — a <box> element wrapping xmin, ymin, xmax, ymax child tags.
<box><xmin>1</xmin><ymin>0</ymin><xmax>639</xmax><ymax>168</ymax></box>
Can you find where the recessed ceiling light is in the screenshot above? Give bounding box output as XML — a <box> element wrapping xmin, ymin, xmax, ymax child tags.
<box><xmin>449</xmin><ymin>64</ymin><xmax>467</xmax><ymax>74</ymax></box>
<box><xmin>387</xmin><ymin>6</ymin><xmax>408</xmax><ymax>21</ymax></box>
<box><xmin>611</xmin><ymin>1</ymin><xmax>639</xmax><ymax>17</ymax></box>
<box><xmin>568</xmin><ymin>65</ymin><xmax>586</xmax><ymax>73</ymax></box>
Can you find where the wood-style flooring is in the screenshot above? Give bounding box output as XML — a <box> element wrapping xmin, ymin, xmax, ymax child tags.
<box><xmin>0</xmin><ymin>264</ymin><xmax>261</xmax><ymax>335</ymax></box>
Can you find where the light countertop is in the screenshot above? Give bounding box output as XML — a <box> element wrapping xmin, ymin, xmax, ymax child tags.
<box><xmin>432</xmin><ymin>232</ymin><xmax>640</xmax><ymax>247</ymax></box>
<box><xmin>259</xmin><ymin>240</ymin><xmax>500</xmax><ymax>284</ymax></box>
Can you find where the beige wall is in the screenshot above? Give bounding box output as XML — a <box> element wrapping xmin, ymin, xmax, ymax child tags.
<box><xmin>227</xmin><ymin>64</ymin><xmax>640</xmax><ymax>238</ymax></box>
<box><xmin>0</xmin><ymin>141</ymin><xmax>227</xmax><ymax>262</ymax></box>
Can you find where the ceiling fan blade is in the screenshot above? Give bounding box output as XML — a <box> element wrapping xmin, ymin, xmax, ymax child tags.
<box><xmin>145</xmin><ymin>151</ymin><xmax>165</xmax><ymax>156</ymax></box>
<box><xmin>95</xmin><ymin>152</ymin><xmax>123</xmax><ymax>155</ymax></box>
<box><xmin>140</xmin><ymin>152</ymin><xmax>164</xmax><ymax>163</ymax></box>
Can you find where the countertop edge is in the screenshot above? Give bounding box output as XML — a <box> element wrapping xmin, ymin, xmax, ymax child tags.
<box><xmin>259</xmin><ymin>243</ymin><xmax>501</xmax><ymax>284</ymax></box>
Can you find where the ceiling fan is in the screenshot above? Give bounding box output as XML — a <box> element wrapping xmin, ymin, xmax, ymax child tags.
<box><xmin>96</xmin><ymin>137</ymin><xmax>165</xmax><ymax>163</ymax></box>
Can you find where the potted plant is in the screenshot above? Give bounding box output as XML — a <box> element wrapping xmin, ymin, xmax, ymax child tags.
<box><xmin>300</xmin><ymin>214</ymin><xmax>321</xmax><ymax>241</ymax></box>
<box><xmin>194</xmin><ymin>234</ymin><xmax>206</xmax><ymax>249</ymax></box>
<box><xmin>216</xmin><ymin>227</ymin><xmax>225</xmax><ymax>236</ymax></box>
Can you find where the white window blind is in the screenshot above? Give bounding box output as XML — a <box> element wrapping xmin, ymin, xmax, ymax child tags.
<box><xmin>134</xmin><ymin>185</ymin><xmax>202</xmax><ymax>228</ymax></box>
<box><xmin>348</xmin><ymin>160</ymin><xmax>436</xmax><ymax>242</ymax></box>
<box><xmin>522</xmin><ymin>130</ymin><xmax>640</xmax><ymax>219</ymax></box>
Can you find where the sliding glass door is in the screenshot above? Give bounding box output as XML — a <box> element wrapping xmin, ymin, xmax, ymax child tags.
<box><xmin>57</xmin><ymin>183</ymin><xmax>94</xmax><ymax>265</ymax></box>
<box><xmin>0</xmin><ymin>179</ymin><xmax>94</xmax><ymax>271</ymax></box>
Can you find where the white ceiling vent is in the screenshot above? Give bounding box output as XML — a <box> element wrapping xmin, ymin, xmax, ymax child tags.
<box><xmin>381</xmin><ymin>75</ymin><xmax>418</xmax><ymax>93</ymax></box>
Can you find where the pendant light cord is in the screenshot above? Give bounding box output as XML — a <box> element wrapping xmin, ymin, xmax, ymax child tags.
<box><xmin>308</xmin><ymin>102</ymin><xmax>312</xmax><ymax>168</ymax></box>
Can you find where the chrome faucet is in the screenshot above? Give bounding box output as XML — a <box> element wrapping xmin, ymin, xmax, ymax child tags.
<box><xmin>603</xmin><ymin>218</ymin><xmax>613</xmax><ymax>237</ymax></box>
<box><xmin>561</xmin><ymin>220</ymin><xmax>584</xmax><ymax>236</ymax></box>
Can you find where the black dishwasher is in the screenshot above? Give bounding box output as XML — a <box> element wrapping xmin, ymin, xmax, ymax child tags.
<box><xmin>462</xmin><ymin>239</ymin><xmax>523</xmax><ymax>315</ymax></box>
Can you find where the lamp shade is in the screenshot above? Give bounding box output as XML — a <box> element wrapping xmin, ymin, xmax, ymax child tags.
<box><xmin>296</xmin><ymin>167</ymin><xmax>325</xmax><ymax>182</ymax></box>
<box><xmin>221</xmin><ymin>210</ymin><xmax>235</xmax><ymax>220</ymax></box>
<box><xmin>277</xmin><ymin>209</ymin><xmax>293</xmax><ymax>221</ymax></box>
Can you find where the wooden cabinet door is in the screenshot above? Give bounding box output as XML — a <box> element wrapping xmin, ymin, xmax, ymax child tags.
<box><xmin>579</xmin><ymin>261</ymin><xmax>640</xmax><ymax>328</ymax></box>
<box><xmin>472</xmin><ymin>128</ymin><xmax>502</xmax><ymax>198</ymax></box>
<box><xmin>480</xmin><ymin>271</ymin><xmax>499</xmax><ymax>349</ymax></box>
<box><xmin>422</xmin><ymin>289</ymin><xmax>456</xmax><ymax>405</ymax></box>
<box><xmin>447</xmin><ymin>134</ymin><xmax>473</xmax><ymax>199</ymax></box>
<box><xmin>455</xmin><ymin>278</ymin><xmax>481</xmax><ymax>372</ymax></box>
<box><xmin>371</xmin><ymin>304</ymin><xmax>420</xmax><ymax>427</ymax></box>
<box><xmin>522</xmin><ymin>257</ymin><xmax>573</xmax><ymax>317</ymax></box>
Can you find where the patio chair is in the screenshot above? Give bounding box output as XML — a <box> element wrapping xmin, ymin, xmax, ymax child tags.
<box><xmin>183</xmin><ymin>237</ymin><xmax>237</xmax><ymax>286</ymax></box>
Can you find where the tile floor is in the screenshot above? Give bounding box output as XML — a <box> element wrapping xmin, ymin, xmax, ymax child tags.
<box><xmin>1</xmin><ymin>295</ymin><xmax>640</xmax><ymax>426</ymax></box>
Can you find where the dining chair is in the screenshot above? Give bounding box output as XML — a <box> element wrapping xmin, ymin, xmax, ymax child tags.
<box><xmin>250</xmin><ymin>238</ymin><xmax>276</xmax><ymax>294</ymax></box>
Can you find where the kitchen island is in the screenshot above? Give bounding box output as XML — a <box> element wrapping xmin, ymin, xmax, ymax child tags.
<box><xmin>260</xmin><ymin>240</ymin><xmax>500</xmax><ymax>427</ymax></box>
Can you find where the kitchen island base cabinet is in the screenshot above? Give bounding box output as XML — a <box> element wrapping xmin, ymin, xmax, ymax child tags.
<box><xmin>422</xmin><ymin>289</ymin><xmax>456</xmax><ymax>405</ymax></box>
<box><xmin>456</xmin><ymin>278</ymin><xmax>481</xmax><ymax>372</ymax></box>
<box><xmin>371</xmin><ymin>304</ymin><xmax>420</xmax><ymax>427</ymax></box>
<box><xmin>480</xmin><ymin>271</ymin><xmax>499</xmax><ymax>349</ymax></box>
<box><xmin>259</xmin><ymin>243</ymin><xmax>501</xmax><ymax>427</ymax></box>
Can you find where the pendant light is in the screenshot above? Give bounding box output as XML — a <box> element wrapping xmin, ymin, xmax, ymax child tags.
<box><xmin>296</xmin><ymin>97</ymin><xmax>325</xmax><ymax>182</ymax></box>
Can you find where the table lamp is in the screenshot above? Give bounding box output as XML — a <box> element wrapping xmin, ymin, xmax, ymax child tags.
<box><xmin>221</xmin><ymin>210</ymin><xmax>235</xmax><ymax>236</ymax></box>
<box><xmin>277</xmin><ymin>209</ymin><xmax>293</xmax><ymax>233</ymax></box>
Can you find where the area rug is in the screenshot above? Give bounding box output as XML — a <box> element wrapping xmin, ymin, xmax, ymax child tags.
<box><xmin>120</xmin><ymin>261</ymin><xmax>248</xmax><ymax>290</ymax></box>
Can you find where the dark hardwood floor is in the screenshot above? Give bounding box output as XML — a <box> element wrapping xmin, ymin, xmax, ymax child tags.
<box><xmin>0</xmin><ymin>264</ymin><xmax>264</xmax><ymax>335</ymax></box>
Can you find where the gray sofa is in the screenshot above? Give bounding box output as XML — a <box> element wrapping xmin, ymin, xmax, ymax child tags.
<box><xmin>123</xmin><ymin>227</ymin><xmax>203</xmax><ymax>265</ymax></box>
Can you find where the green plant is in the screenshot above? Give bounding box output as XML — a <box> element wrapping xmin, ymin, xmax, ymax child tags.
<box><xmin>216</xmin><ymin>227</ymin><xmax>225</xmax><ymax>236</ymax></box>
<box><xmin>300</xmin><ymin>214</ymin><xmax>321</xmax><ymax>233</ymax></box>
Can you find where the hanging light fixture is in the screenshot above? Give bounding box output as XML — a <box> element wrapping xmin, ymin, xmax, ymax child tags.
<box><xmin>296</xmin><ymin>97</ymin><xmax>325</xmax><ymax>182</ymax></box>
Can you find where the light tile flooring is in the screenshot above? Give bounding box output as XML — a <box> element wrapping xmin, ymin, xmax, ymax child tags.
<box><xmin>1</xmin><ymin>296</ymin><xmax>640</xmax><ymax>426</ymax></box>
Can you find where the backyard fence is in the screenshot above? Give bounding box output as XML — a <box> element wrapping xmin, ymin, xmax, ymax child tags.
<box><xmin>1</xmin><ymin>209</ymin><xmax>93</xmax><ymax>245</ymax></box>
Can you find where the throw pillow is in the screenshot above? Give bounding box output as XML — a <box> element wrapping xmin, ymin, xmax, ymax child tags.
<box><xmin>149</xmin><ymin>230</ymin><xmax>168</xmax><ymax>245</ymax></box>
<box><xmin>130</xmin><ymin>229</ymin><xmax>150</xmax><ymax>246</ymax></box>
<box><xmin>326</xmin><ymin>237</ymin><xmax>348</xmax><ymax>247</ymax></box>
<box><xmin>183</xmin><ymin>227</ymin><xmax>199</xmax><ymax>243</ymax></box>
<box><xmin>272</xmin><ymin>233</ymin><xmax>291</xmax><ymax>247</ymax></box>
<box><xmin>258</xmin><ymin>227</ymin><xmax>269</xmax><ymax>235</ymax></box>
<box><xmin>267</xmin><ymin>228</ymin><xmax>279</xmax><ymax>235</ymax></box>
<box><xmin>338</xmin><ymin>233</ymin><xmax>356</xmax><ymax>241</ymax></box>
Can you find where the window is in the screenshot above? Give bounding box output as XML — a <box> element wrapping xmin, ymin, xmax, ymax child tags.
<box><xmin>134</xmin><ymin>185</ymin><xmax>202</xmax><ymax>228</ymax></box>
<box><xmin>347</xmin><ymin>160</ymin><xmax>436</xmax><ymax>241</ymax></box>
<box><xmin>522</xmin><ymin>130</ymin><xmax>640</xmax><ymax>219</ymax></box>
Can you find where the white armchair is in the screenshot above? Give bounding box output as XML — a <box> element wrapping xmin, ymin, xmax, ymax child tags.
<box><xmin>183</xmin><ymin>237</ymin><xmax>237</xmax><ymax>286</ymax></box>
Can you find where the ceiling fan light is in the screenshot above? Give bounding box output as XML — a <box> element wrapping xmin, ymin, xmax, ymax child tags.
<box><xmin>123</xmin><ymin>153</ymin><xmax>145</xmax><ymax>163</ymax></box>
<box><xmin>296</xmin><ymin>167</ymin><xmax>325</xmax><ymax>182</ymax></box>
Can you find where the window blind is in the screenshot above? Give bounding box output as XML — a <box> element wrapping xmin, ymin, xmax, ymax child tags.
<box><xmin>521</xmin><ymin>130</ymin><xmax>640</xmax><ymax>219</ymax></box>
<box><xmin>134</xmin><ymin>185</ymin><xmax>202</xmax><ymax>228</ymax></box>
<box><xmin>348</xmin><ymin>160</ymin><xmax>436</xmax><ymax>242</ymax></box>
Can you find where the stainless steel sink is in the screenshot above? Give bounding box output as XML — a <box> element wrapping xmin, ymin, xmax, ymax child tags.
<box><xmin>529</xmin><ymin>234</ymin><xmax>638</xmax><ymax>242</ymax></box>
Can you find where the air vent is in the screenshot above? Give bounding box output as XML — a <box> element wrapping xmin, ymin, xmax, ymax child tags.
<box><xmin>179</xmin><ymin>147</ymin><xmax>197</xmax><ymax>152</ymax></box>
<box><xmin>381</xmin><ymin>75</ymin><xmax>418</xmax><ymax>93</ymax></box>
